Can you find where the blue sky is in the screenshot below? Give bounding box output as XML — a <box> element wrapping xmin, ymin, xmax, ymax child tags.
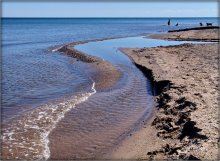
<box><xmin>2</xmin><ymin>1</ymin><xmax>218</xmax><ymax>17</ymax></box>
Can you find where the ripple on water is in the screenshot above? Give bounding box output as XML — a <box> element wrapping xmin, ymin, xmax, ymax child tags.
<box><xmin>48</xmin><ymin>64</ymin><xmax>154</xmax><ymax>159</ymax></box>
<box><xmin>1</xmin><ymin>82</ymin><xmax>96</xmax><ymax>160</ymax></box>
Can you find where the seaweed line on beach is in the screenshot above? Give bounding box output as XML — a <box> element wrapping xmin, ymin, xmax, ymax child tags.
<box><xmin>120</xmin><ymin>32</ymin><xmax>219</xmax><ymax>159</ymax></box>
<box><xmin>133</xmin><ymin>63</ymin><xmax>206</xmax><ymax>160</ymax></box>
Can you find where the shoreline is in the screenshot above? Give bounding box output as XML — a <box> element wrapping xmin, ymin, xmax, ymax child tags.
<box><xmin>2</xmin><ymin>38</ymin><xmax>123</xmax><ymax>160</ymax></box>
<box><xmin>1</xmin><ymin>81</ymin><xmax>97</xmax><ymax>160</ymax></box>
<box><xmin>48</xmin><ymin>36</ymin><xmax>158</xmax><ymax>160</ymax></box>
<box><xmin>110</xmin><ymin>29</ymin><xmax>219</xmax><ymax>159</ymax></box>
<box><xmin>167</xmin><ymin>26</ymin><xmax>219</xmax><ymax>32</ymax></box>
<box><xmin>55</xmin><ymin>40</ymin><xmax>122</xmax><ymax>91</ymax></box>
<box><xmin>147</xmin><ymin>27</ymin><xmax>219</xmax><ymax>42</ymax></box>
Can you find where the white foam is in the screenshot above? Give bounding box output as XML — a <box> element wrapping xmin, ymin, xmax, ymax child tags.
<box><xmin>45</xmin><ymin>82</ymin><xmax>95</xmax><ymax>159</ymax></box>
<box><xmin>2</xmin><ymin>82</ymin><xmax>96</xmax><ymax>160</ymax></box>
<box><xmin>51</xmin><ymin>46</ymin><xmax>63</xmax><ymax>52</ymax></box>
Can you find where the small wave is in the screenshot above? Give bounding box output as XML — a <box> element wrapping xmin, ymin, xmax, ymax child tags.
<box><xmin>1</xmin><ymin>82</ymin><xmax>96</xmax><ymax>160</ymax></box>
<box><xmin>51</xmin><ymin>46</ymin><xmax>64</xmax><ymax>52</ymax></box>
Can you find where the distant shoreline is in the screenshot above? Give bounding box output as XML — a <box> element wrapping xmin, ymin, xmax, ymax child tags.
<box><xmin>148</xmin><ymin>27</ymin><xmax>219</xmax><ymax>42</ymax></box>
<box><xmin>168</xmin><ymin>26</ymin><xmax>219</xmax><ymax>32</ymax></box>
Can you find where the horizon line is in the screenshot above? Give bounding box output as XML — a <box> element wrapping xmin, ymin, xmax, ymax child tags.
<box><xmin>2</xmin><ymin>16</ymin><xmax>218</xmax><ymax>18</ymax></box>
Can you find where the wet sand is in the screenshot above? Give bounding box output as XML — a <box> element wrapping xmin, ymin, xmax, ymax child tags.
<box><xmin>48</xmin><ymin>40</ymin><xmax>153</xmax><ymax>159</ymax></box>
<box><xmin>1</xmin><ymin>41</ymin><xmax>122</xmax><ymax>160</ymax></box>
<box><xmin>57</xmin><ymin>43</ymin><xmax>121</xmax><ymax>91</ymax></box>
<box><xmin>110</xmin><ymin>29</ymin><xmax>219</xmax><ymax>159</ymax></box>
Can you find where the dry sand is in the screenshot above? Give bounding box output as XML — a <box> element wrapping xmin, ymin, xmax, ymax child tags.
<box><xmin>109</xmin><ymin>29</ymin><xmax>219</xmax><ymax>160</ymax></box>
<box><xmin>148</xmin><ymin>28</ymin><xmax>219</xmax><ymax>42</ymax></box>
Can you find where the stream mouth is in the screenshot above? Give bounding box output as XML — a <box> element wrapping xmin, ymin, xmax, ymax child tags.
<box><xmin>47</xmin><ymin>37</ymin><xmax>207</xmax><ymax>159</ymax></box>
<box><xmin>2</xmin><ymin>35</ymin><xmax>209</xmax><ymax>160</ymax></box>
<box><xmin>48</xmin><ymin>64</ymin><xmax>154</xmax><ymax>159</ymax></box>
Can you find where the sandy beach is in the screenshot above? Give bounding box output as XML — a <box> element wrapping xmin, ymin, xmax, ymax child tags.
<box><xmin>148</xmin><ymin>27</ymin><xmax>219</xmax><ymax>42</ymax></box>
<box><xmin>109</xmin><ymin>28</ymin><xmax>219</xmax><ymax>160</ymax></box>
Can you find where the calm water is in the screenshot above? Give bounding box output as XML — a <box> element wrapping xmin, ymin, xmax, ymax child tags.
<box><xmin>75</xmin><ymin>36</ymin><xmax>209</xmax><ymax>65</ymax></box>
<box><xmin>2</xmin><ymin>18</ymin><xmax>218</xmax><ymax>160</ymax></box>
<box><xmin>2</xmin><ymin>17</ymin><xmax>218</xmax><ymax>120</ymax></box>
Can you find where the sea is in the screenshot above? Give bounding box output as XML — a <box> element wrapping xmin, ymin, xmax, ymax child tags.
<box><xmin>1</xmin><ymin>17</ymin><xmax>218</xmax><ymax>159</ymax></box>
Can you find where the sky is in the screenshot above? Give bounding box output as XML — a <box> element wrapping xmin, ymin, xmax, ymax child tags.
<box><xmin>2</xmin><ymin>1</ymin><xmax>218</xmax><ymax>18</ymax></box>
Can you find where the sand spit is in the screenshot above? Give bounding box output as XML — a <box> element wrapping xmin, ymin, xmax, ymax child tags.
<box><xmin>168</xmin><ymin>26</ymin><xmax>219</xmax><ymax>32</ymax></box>
<box><xmin>55</xmin><ymin>41</ymin><xmax>121</xmax><ymax>91</ymax></box>
<box><xmin>148</xmin><ymin>28</ymin><xmax>219</xmax><ymax>42</ymax></box>
<box><xmin>58</xmin><ymin>45</ymin><xmax>100</xmax><ymax>63</ymax></box>
<box><xmin>110</xmin><ymin>29</ymin><xmax>219</xmax><ymax>160</ymax></box>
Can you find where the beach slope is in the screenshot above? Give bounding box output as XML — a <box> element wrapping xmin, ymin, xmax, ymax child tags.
<box><xmin>110</xmin><ymin>28</ymin><xmax>219</xmax><ymax>160</ymax></box>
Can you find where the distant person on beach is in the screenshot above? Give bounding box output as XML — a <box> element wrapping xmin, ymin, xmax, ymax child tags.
<box><xmin>200</xmin><ymin>22</ymin><xmax>203</xmax><ymax>26</ymax></box>
<box><xmin>175</xmin><ymin>23</ymin><xmax>179</xmax><ymax>26</ymax></box>
<box><xmin>168</xmin><ymin>19</ymin><xmax>170</xmax><ymax>26</ymax></box>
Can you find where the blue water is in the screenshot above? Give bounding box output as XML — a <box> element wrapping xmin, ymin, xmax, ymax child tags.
<box><xmin>75</xmin><ymin>36</ymin><xmax>209</xmax><ymax>65</ymax></box>
<box><xmin>2</xmin><ymin>17</ymin><xmax>218</xmax><ymax>120</ymax></box>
